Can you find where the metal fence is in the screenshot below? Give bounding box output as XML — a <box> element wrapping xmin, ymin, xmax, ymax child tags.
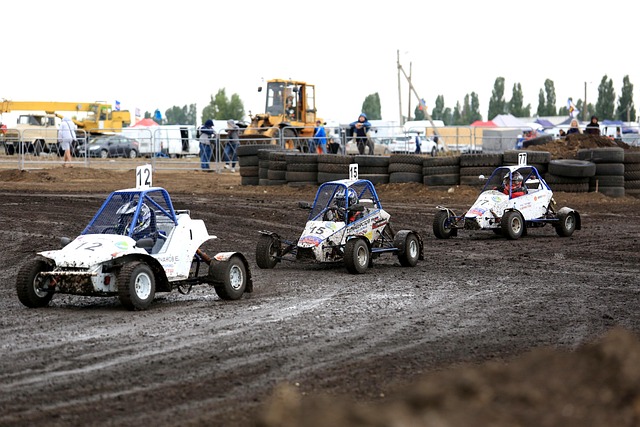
<box><xmin>0</xmin><ymin>123</ymin><xmax>541</xmax><ymax>171</ymax></box>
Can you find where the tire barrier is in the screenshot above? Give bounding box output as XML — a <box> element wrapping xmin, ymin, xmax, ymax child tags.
<box><xmin>422</xmin><ymin>155</ymin><xmax>461</xmax><ymax>189</ymax></box>
<box><xmin>459</xmin><ymin>153</ymin><xmax>502</xmax><ymax>187</ymax></box>
<box><xmin>316</xmin><ymin>154</ymin><xmax>354</xmax><ymax>183</ymax></box>
<box><xmin>546</xmin><ymin>159</ymin><xmax>596</xmax><ymax>193</ymax></box>
<box><xmin>285</xmin><ymin>153</ymin><xmax>318</xmax><ymax>187</ymax></box>
<box><xmin>237</xmin><ymin>144</ymin><xmax>282</xmax><ymax>186</ymax></box>
<box><xmin>623</xmin><ymin>151</ymin><xmax>640</xmax><ymax>198</ymax></box>
<box><xmin>388</xmin><ymin>154</ymin><xmax>424</xmax><ymax>184</ymax></box>
<box><xmin>354</xmin><ymin>155</ymin><xmax>390</xmax><ymax>185</ymax></box>
<box><xmin>577</xmin><ymin>148</ymin><xmax>625</xmax><ymax>198</ymax></box>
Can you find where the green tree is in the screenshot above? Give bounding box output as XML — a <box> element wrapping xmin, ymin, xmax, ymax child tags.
<box><xmin>536</xmin><ymin>89</ymin><xmax>546</xmax><ymax>117</ymax></box>
<box><xmin>595</xmin><ymin>75</ymin><xmax>615</xmax><ymax>120</ymax></box>
<box><xmin>543</xmin><ymin>79</ymin><xmax>557</xmax><ymax>116</ymax></box>
<box><xmin>362</xmin><ymin>93</ymin><xmax>382</xmax><ymax>120</ymax></box>
<box><xmin>164</xmin><ymin>104</ymin><xmax>197</xmax><ymax>125</ymax></box>
<box><xmin>431</xmin><ymin>95</ymin><xmax>446</xmax><ymax>121</ymax></box>
<box><xmin>463</xmin><ymin>92</ymin><xmax>482</xmax><ymax>124</ymax></box>
<box><xmin>487</xmin><ymin>77</ymin><xmax>506</xmax><ymax>120</ymax></box>
<box><xmin>201</xmin><ymin>88</ymin><xmax>245</xmax><ymax>122</ymax></box>
<box><xmin>507</xmin><ymin>83</ymin><xmax>531</xmax><ymax>117</ymax></box>
<box><xmin>616</xmin><ymin>75</ymin><xmax>636</xmax><ymax>122</ymax></box>
<box><xmin>452</xmin><ymin>101</ymin><xmax>462</xmax><ymax>125</ymax></box>
<box><xmin>413</xmin><ymin>105</ymin><xmax>425</xmax><ymax>120</ymax></box>
<box><xmin>442</xmin><ymin>107</ymin><xmax>453</xmax><ymax>126</ymax></box>
<box><xmin>575</xmin><ymin>99</ymin><xmax>595</xmax><ymax>119</ymax></box>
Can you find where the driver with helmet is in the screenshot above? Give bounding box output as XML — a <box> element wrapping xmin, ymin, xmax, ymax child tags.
<box><xmin>331</xmin><ymin>188</ymin><xmax>362</xmax><ymax>223</ymax></box>
<box><xmin>116</xmin><ymin>201</ymin><xmax>155</xmax><ymax>240</ymax></box>
<box><xmin>497</xmin><ymin>171</ymin><xmax>526</xmax><ymax>198</ymax></box>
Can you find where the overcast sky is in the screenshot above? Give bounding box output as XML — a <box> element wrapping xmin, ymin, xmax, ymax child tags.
<box><xmin>2</xmin><ymin>0</ymin><xmax>638</xmax><ymax>125</ymax></box>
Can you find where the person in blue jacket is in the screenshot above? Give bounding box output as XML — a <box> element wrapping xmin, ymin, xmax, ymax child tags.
<box><xmin>313</xmin><ymin>120</ymin><xmax>327</xmax><ymax>153</ymax></box>
<box><xmin>349</xmin><ymin>113</ymin><xmax>371</xmax><ymax>155</ymax></box>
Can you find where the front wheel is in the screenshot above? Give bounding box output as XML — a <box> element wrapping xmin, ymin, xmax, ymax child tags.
<box><xmin>256</xmin><ymin>234</ymin><xmax>281</xmax><ymax>269</ymax></box>
<box><xmin>501</xmin><ymin>211</ymin><xmax>524</xmax><ymax>240</ymax></box>
<box><xmin>344</xmin><ymin>238</ymin><xmax>370</xmax><ymax>274</ymax></box>
<box><xmin>100</xmin><ymin>149</ymin><xmax>109</xmax><ymax>159</ymax></box>
<box><xmin>433</xmin><ymin>210</ymin><xmax>454</xmax><ymax>239</ymax></box>
<box><xmin>397</xmin><ymin>232</ymin><xmax>420</xmax><ymax>267</ymax></box>
<box><xmin>129</xmin><ymin>149</ymin><xmax>138</xmax><ymax>159</ymax></box>
<box><xmin>556</xmin><ymin>211</ymin><xmax>577</xmax><ymax>237</ymax></box>
<box><xmin>16</xmin><ymin>258</ymin><xmax>54</xmax><ymax>308</ymax></box>
<box><xmin>210</xmin><ymin>255</ymin><xmax>247</xmax><ymax>300</ymax></box>
<box><xmin>117</xmin><ymin>261</ymin><xmax>155</xmax><ymax>310</ymax></box>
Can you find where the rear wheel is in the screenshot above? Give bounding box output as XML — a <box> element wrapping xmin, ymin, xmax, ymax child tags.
<box><xmin>398</xmin><ymin>232</ymin><xmax>420</xmax><ymax>267</ymax></box>
<box><xmin>433</xmin><ymin>210</ymin><xmax>454</xmax><ymax>239</ymax></box>
<box><xmin>256</xmin><ymin>234</ymin><xmax>280</xmax><ymax>269</ymax></box>
<box><xmin>210</xmin><ymin>255</ymin><xmax>247</xmax><ymax>300</ymax></box>
<box><xmin>344</xmin><ymin>238</ymin><xmax>369</xmax><ymax>274</ymax></box>
<box><xmin>16</xmin><ymin>258</ymin><xmax>54</xmax><ymax>308</ymax></box>
<box><xmin>501</xmin><ymin>211</ymin><xmax>524</xmax><ymax>240</ymax></box>
<box><xmin>556</xmin><ymin>211</ymin><xmax>577</xmax><ymax>237</ymax></box>
<box><xmin>117</xmin><ymin>262</ymin><xmax>155</xmax><ymax>310</ymax></box>
<box><xmin>129</xmin><ymin>149</ymin><xmax>138</xmax><ymax>159</ymax></box>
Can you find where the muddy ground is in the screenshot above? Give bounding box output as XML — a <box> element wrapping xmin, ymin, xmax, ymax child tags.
<box><xmin>0</xmin><ymin>167</ymin><xmax>639</xmax><ymax>427</ymax></box>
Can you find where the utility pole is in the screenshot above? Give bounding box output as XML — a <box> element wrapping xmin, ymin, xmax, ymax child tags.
<box><xmin>396</xmin><ymin>55</ymin><xmax>440</xmax><ymax>138</ymax></box>
<box><xmin>583</xmin><ymin>81</ymin><xmax>588</xmax><ymax>122</ymax></box>
<box><xmin>407</xmin><ymin>62</ymin><xmax>412</xmax><ymax>122</ymax></box>
<box><xmin>397</xmin><ymin>50</ymin><xmax>403</xmax><ymax>125</ymax></box>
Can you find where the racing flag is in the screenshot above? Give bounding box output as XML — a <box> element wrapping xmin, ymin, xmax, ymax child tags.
<box><xmin>115</xmin><ymin>100</ymin><xmax>121</xmax><ymax>111</ymax></box>
<box><xmin>567</xmin><ymin>98</ymin><xmax>580</xmax><ymax>118</ymax></box>
<box><xmin>419</xmin><ymin>98</ymin><xmax>427</xmax><ymax>111</ymax></box>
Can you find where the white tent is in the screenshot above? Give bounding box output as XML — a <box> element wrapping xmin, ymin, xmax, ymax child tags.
<box><xmin>491</xmin><ymin>114</ymin><xmax>528</xmax><ymax>128</ymax></box>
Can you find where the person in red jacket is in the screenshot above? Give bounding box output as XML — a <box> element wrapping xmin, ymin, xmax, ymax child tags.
<box><xmin>496</xmin><ymin>171</ymin><xmax>526</xmax><ymax>198</ymax></box>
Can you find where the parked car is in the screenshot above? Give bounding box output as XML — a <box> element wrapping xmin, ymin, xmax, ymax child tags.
<box><xmin>388</xmin><ymin>132</ymin><xmax>442</xmax><ymax>156</ymax></box>
<box><xmin>76</xmin><ymin>135</ymin><xmax>140</xmax><ymax>158</ymax></box>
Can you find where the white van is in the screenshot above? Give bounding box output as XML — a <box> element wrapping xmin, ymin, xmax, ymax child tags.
<box><xmin>123</xmin><ymin>125</ymin><xmax>199</xmax><ymax>158</ymax></box>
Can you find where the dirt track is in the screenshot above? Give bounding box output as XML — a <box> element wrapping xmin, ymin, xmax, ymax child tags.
<box><xmin>1</xmin><ymin>168</ymin><xmax>639</xmax><ymax>427</ymax></box>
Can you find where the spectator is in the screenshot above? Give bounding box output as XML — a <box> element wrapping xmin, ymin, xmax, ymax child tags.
<box><xmin>414</xmin><ymin>134</ymin><xmax>421</xmax><ymax>154</ymax></box>
<box><xmin>349</xmin><ymin>113</ymin><xmax>371</xmax><ymax>155</ymax></box>
<box><xmin>585</xmin><ymin>115</ymin><xmax>600</xmax><ymax>136</ymax></box>
<box><xmin>558</xmin><ymin>129</ymin><xmax>567</xmax><ymax>137</ymax></box>
<box><xmin>566</xmin><ymin>119</ymin><xmax>581</xmax><ymax>135</ymax></box>
<box><xmin>58</xmin><ymin>117</ymin><xmax>76</xmax><ymax>167</ymax></box>
<box><xmin>314</xmin><ymin>120</ymin><xmax>327</xmax><ymax>154</ymax></box>
<box><xmin>223</xmin><ymin>120</ymin><xmax>239</xmax><ymax>172</ymax></box>
<box><xmin>199</xmin><ymin>119</ymin><xmax>216</xmax><ymax>171</ymax></box>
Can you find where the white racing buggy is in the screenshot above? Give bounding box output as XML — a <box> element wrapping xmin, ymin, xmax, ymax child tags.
<box><xmin>16</xmin><ymin>186</ymin><xmax>252</xmax><ymax>310</ymax></box>
<box><xmin>433</xmin><ymin>156</ymin><xmax>581</xmax><ymax>240</ymax></box>
<box><xmin>256</xmin><ymin>178</ymin><xmax>424</xmax><ymax>274</ymax></box>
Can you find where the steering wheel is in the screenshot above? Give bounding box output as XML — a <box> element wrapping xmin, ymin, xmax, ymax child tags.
<box><xmin>323</xmin><ymin>207</ymin><xmax>344</xmax><ymax>221</ymax></box>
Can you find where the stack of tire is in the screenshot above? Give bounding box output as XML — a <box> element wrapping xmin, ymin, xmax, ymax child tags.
<box><xmin>388</xmin><ymin>154</ymin><xmax>424</xmax><ymax>184</ymax></box>
<box><xmin>257</xmin><ymin>146</ymin><xmax>285</xmax><ymax>186</ymax></box>
<box><xmin>545</xmin><ymin>159</ymin><xmax>595</xmax><ymax>193</ymax></box>
<box><xmin>577</xmin><ymin>147</ymin><xmax>625</xmax><ymax>198</ymax></box>
<box><xmin>266</xmin><ymin>150</ymin><xmax>288</xmax><ymax>186</ymax></box>
<box><xmin>285</xmin><ymin>153</ymin><xmax>318</xmax><ymax>187</ymax></box>
<box><xmin>422</xmin><ymin>156</ymin><xmax>460</xmax><ymax>189</ymax></box>
<box><xmin>354</xmin><ymin>155</ymin><xmax>389</xmax><ymax>185</ymax></box>
<box><xmin>459</xmin><ymin>153</ymin><xmax>503</xmax><ymax>187</ymax></box>
<box><xmin>623</xmin><ymin>150</ymin><xmax>640</xmax><ymax>198</ymax></box>
<box><xmin>237</xmin><ymin>144</ymin><xmax>272</xmax><ymax>186</ymax></box>
<box><xmin>317</xmin><ymin>154</ymin><xmax>354</xmax><ymax>183</ymax></box>
<box><xmin>502</xmin><ymin>150</ymin><xmax>551</xmax><ymax>176</ymax></box>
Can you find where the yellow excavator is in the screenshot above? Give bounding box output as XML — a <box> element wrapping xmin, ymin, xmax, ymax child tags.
<box><xmin>0</xmin><ymin>100</ymin><xmax>131</xmax><ymax>155</ymax></box>
<box><xmin>241</xmin><ymin>79</ymin><xmax>321</xmax><ymax>150</ymax></box>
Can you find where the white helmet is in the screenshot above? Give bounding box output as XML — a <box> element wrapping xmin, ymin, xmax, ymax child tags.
<box><xmin>334</xmin><ymin>188</ymin><xmax>358</xmax><ymax>208</ymax></box>
<box><xmin>117</xmin><ymin>201</ymin><xmax>151</xmax><ymax>236</ymax></box>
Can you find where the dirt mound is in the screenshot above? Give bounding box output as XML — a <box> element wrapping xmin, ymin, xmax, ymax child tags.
<box><xmin>257</xmin><ymin>327</ymin><xmax>640</xmax><ymax>427</ymax></box>
<box><xmin>526</xmin><ymin>134</ymin><xmax>637</xmax><ymax>159</ymax></box>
